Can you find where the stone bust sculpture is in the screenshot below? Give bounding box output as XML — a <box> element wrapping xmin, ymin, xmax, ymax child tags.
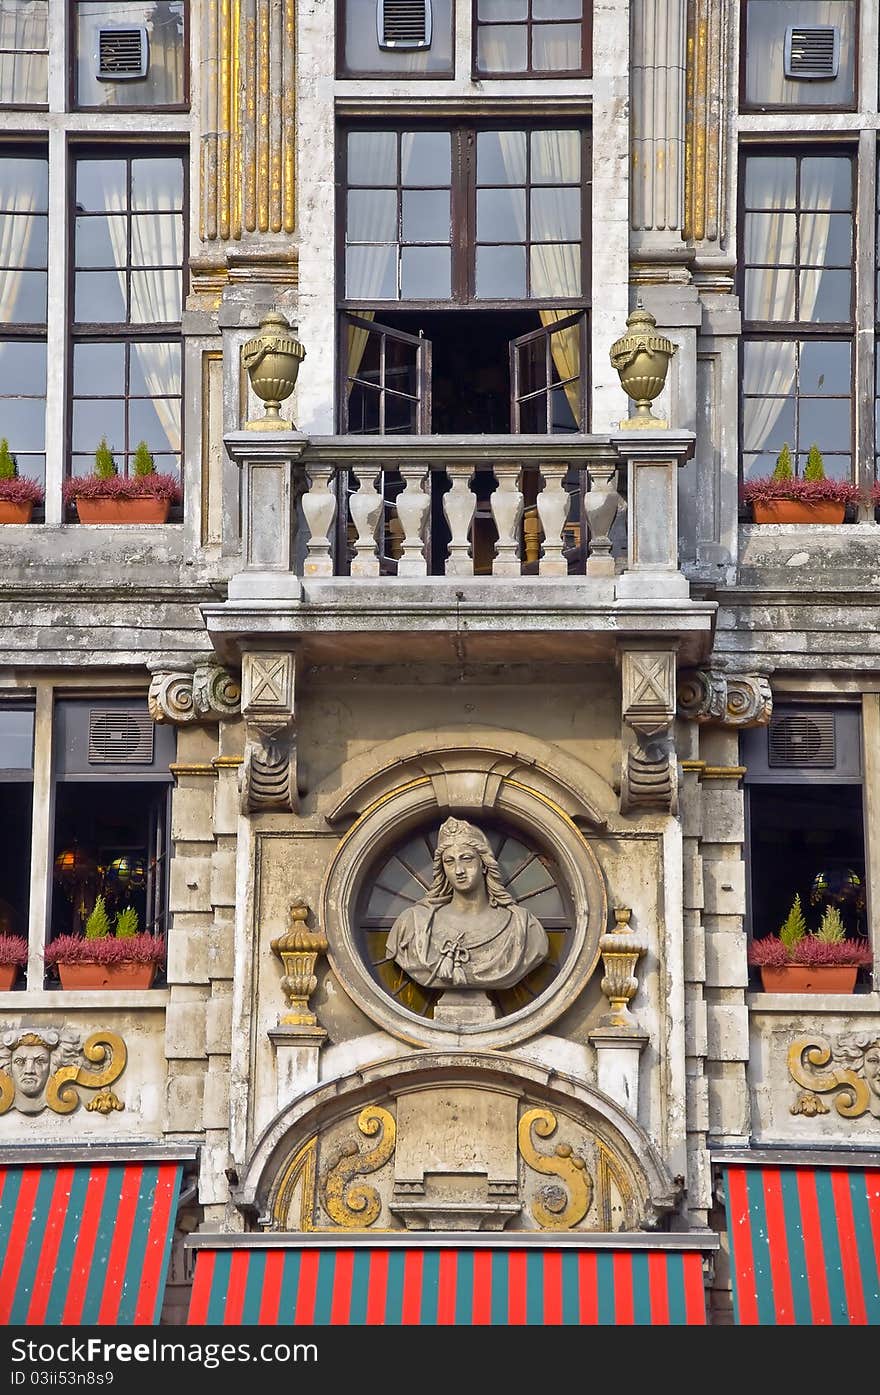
<box><xmin>385</xmin><ymin>818</ymin><xmax>549</xmax><ymax>1009</ymax></box>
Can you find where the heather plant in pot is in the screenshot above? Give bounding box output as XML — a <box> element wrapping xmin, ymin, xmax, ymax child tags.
<box><xmin>45</xmin><ymin>897</ymin><xmax>166</xmax><ymax>989</ymax></box>
<box><xmin>748</xmin><ymin>893</ymin><xmax>872</xmax><ymax>993</ymax></box>
<box><xmin>0</xmin><ymin>438</ymin><xmax>44</xmax><ymax>524</ymax></box>
<box><xmin>742</xmin><ymin>443</ymin><xmax>862</xmax><ymax>524</ymax></box>
<box><xmin>63</xmin><ymin>438</ymin><xmax>181</xmax><ymax>524</ymax></box>
<box><xmin>0</xmin><ymin>932</ymin><xmax>29</xmax><ymax>990</ymax></box>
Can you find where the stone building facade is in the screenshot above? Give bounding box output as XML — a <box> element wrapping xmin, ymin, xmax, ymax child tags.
<box><xmin>0</xmin><ymin>0</ymin><xmax>878</xmax><ymax>1327</ymax></box>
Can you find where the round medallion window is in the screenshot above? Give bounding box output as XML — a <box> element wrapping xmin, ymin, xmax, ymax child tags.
<box><xmin>356</xmin><ymin>820</ymin><xmax>574</xmax><ymax>1021</ymax></box>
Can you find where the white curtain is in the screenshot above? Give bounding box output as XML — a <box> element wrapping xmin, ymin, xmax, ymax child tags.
<box><xmin>0</xmin><ymin>0</ymin><xmax>48</xmax><ymax>104</ymax></box>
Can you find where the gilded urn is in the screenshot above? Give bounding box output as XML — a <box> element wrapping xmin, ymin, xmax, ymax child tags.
<box><xmin>609</xmin><ymin>304</ymin><xmax>676</xmax><ymax>429</ymax></box>
<box><xmin>242</xmin><ymin>311</ymin><xmax>306</xmax><ymax>429</ymax></box>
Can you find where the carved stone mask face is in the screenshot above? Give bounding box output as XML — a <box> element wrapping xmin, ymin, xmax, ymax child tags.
<box><xmin>441</xmin><ymin>840</ymin><xmax>484</xmax><ymax>895</ymax></box>
<box><xmin>11</xmin><ymin>1044</ymin><xmax>51</xmax><ymax>1097</ymax></box>
<box><xmin>865</xmin><ymin>1047</ymin><xmax>880</xmax><ymax>1091</ymax></box>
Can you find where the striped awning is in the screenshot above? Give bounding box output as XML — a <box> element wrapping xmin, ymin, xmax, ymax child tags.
<box><xmin>187</xmin><ymin>1234</ymin><xmax>716</xmax><ymax>1325</ymax></box>
<box><xmin>716</xmin><ymin>1150</ymin><xmax>880</xmax><ymax>1325</ymax></box>
<box><xmin>0</xmin><ymin>1148</ymin><xmax>191</xmax><ymax>1325</ymax></box>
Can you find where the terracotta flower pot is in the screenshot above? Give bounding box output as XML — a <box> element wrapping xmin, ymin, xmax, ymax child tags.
<box><xmin>0</xmin><ymin>964</ymin><xmax>21</xmax><ymax>989</ymax></box>
<box><xmin>57</xmin><ymin>961</ymin><xmax>159</xmax><ymax>990</ymax></box>
<box><xmin>751</xmin><ymin>500</ymin><xmax>846</xmax><ymax>525</ymax></box>
<box><xmin>759</xmin><ymin>964</ymin><xmax>859</xmax><ymax>993</ymax></box>
<box><xmin>0</xmin><ymin>500</ymin><xmax>34</xmax><ymax>524</ymax></box>
<box><xmin>74</xmin><ymin>497</ymin><xmax>171</xmax><ymax>524</ymax></box>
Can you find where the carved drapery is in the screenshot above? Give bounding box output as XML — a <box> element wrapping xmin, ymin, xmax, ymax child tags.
<box><xmin>619</xmin><ymin>646</ymin><xmax>678</xmax><ymax>814</ymax></box>
<box><xmin>148</xmin><ymin>661</ymin><xmax>241</xmax><ymax>724</ymax></box>
<box><xmin>677</xmin><ymin>669</ymin><xmax>772</xmax><ymax>727</ymax></box>
<box><xmin>200</xmin><ymin>0</ymin><xmax>296</xmax><ymax>243</ymax></box>
<box><xmin>240</xmin><ymin>651</ymin><xmax>297</xmax><ymax>813</ymax></box>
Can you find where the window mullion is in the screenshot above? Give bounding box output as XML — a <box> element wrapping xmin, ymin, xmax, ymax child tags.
<box><xmin>44</xmin><ymin>128</ymin><xmax>67</xmax><ymax>526</ymax></box>
<box><xmin>855</xmin><ymin>129</ymin><xmax>877</xmax><ymax>507</ymax></box>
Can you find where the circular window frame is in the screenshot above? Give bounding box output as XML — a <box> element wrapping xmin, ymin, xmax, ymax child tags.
<box><xmin>321</xmin><ymin>775</ymin><xmax>608</xmax><ymax>1049</ymax></box>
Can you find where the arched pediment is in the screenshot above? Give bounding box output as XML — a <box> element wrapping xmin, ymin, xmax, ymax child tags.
<box><xmin>235</xmin><ymin>1053</ymin><xmax>679</xmax><ymax>1235</ymax></box>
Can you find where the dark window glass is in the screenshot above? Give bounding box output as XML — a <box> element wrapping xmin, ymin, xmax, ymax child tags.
<box><xmin>75</xmin><ymin>1</ymin><xmax>187</xmax><ymax>108</ymax></box>
<box><xmin>474</xmin><ymin>0</ymin><xmax>587</xmax><ymax>75</ymax></box>
<box><xmin>743</xmin><ymin>0</ymin><xmax>856</xmax><ymax>110</ymax></box>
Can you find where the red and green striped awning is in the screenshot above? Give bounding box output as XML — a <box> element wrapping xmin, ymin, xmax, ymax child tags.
<box><xmin>0</xmin><ymin>1149</ymin><xmax>191</xmax><ymax>1325</ymax></box>
<box><xmin>186</xmin><ymin>1234</ymin><xmax>716</xmax><ymax>1325</ymax></box>
<box><xmin>717</xmin><ymin>1151</ymin><xmax>880</xmax><ymax>1325</ymax></box>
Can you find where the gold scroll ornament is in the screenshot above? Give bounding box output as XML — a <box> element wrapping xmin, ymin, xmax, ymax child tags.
<box><xmin>321</xmin><ymin>1106</ymin><xmax>397</xmax><ymax>1228</ymax></box>
<box><xmin>518</xmin><ymin>1107</ymin><xmax>593</xmax><ymax>1230</ymax></box>
<box><xmin>788</xmin><ymin>1036</ymin><xmax>870</xmax><ymax>1119</ymax></box>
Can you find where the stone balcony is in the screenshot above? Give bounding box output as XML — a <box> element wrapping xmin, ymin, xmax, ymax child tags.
<box><xmin>204</xmin><ymin>431</ymin><xmax>716</xmax><ymax>665</ymax></box>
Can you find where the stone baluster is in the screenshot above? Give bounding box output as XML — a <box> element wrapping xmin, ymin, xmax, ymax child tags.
<box><xmin>348</xmin><ymin>471</ymin><xmax>382</xmax><ymax>577</ymax></box>
<box><xmin>394</xmin><ymin>464</ymin><xmax>431</xmax><ymax>577</ymax></box>
<box><xmin>534</xmin><ymin>463</ymin><xmax>570</xmax><ymax>576</ymax></box>
<box><xmin>490</xmin><ymin>463</ymin><xmax>524</xmax><ymax>577</ymax></box>
<box><xmin>443</xmin><ymin>464</ymin><xmax>476</xmax><ymax>577</ymax></box>
<box><xmin>301</xmin><ymin>465</ymin><xmax>337</xmax><ymax>577</ymax></box>
<box><xmin>584</xmin><ymin>462</ymin><xmax>622</xmax><ymax>577</ymax></box>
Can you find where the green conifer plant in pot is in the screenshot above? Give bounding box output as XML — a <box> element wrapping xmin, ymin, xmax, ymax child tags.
<box><xmin>62</xmin><ymin>438</ymin><xmax>181</xmax><ymax>525</ymax></box>
<box><xmin>0</xmin><ymin>438</ymin><xmax>45</xmax><ymax>524</ymax></box>
<box><xmin>747</xmin><ymin>894</ymin><xmax>873</xmax><ymax>993</ymax></box>
<box><xmin>742</xmin><ymin>443</ymin><xmax>862</xmax><ymax>524</ymax></box>
<box><xmin>44</xmin><ymin>896</ymin><xmax>166</xmax><ymax>990</ymax></box>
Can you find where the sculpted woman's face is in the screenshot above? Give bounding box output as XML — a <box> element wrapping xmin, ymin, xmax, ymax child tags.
<box><xmin>441</xmin><ymin>840</ymin><xmax>485</xmax><ymax>896</ymax></box>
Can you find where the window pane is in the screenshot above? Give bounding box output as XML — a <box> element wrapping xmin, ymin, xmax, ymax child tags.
<box><xmin>798</xmin><ymin>268</ymin><xmax>850</xmax><ymax>322</ymax></box>
<box><xmin>348</xmin><ymin>132</ymin><xmax>397</xmax><ymax>186</ymax></box>
<box><xmin>744</xmin><ymin>267</ymin><xmax>795</xmax><ymax>321</ymax></box>
<box><xmin>131</xmin><ymin>157</ymin><xmax>184</xmax><ymax>210</ymax></box>
<box><xmin>75</xmin><ymin>270</ymin><xmax>126</xmax><ymax>322</ymax></box>
<box><xmin>129</xmin><ymin>395</ymin><xmax>181</xmax><ymax>452</ymax></box>
<box><xmin>0</xmin><ymin>155</ymin><xmax>48</xmax><ymax>209</ymax></box>
<box><xmin>478</xmin><ymin>0</ymin><xmax>528</xmax><ymax>18</ymax></box>
<box><xmin>743</xmin><ymin>157</ymin><xmax>796</xmax><ymax>209</ymax></box>
<box><xmin>742</xmin><ymin>395</ymin><xmax>795</xmax><ymax>452</ymax></box>
<box><xmin>800</xmin><ymin>157</ymin><xmax>852</xmax><ymax>211</ymax></box>
<box><xmin>0</xmin><ymin>0</ymin><xmax>49</xmax><ymax>104</ymax></box>
<box><xmin>531</xmin><ymin>130</ymin><xmax>579</xmax><ymax>183</ymax></box>
<box><xmin>2</xmin><ymin>395</ymin><xmax>44</xmax><ymax>449</ymax></box>
<box><xmin>799</xmin><ymin>397</ymin><xmax>850</xmax><ymax>453</ymax></box>
<box><xmin>530</xmin><ymin>186</ymin><xmax>580</xmax><ymax>241</ymax></box>
<box><xmin>798</xmin><ymin>452</ymin><xmax>850</xmax><ymax>480</ymax></box>
<box><xmin>800</xmin><ymin>211</ymin><xmax>851</xmax><ymax>267</ymax></box>
<box><xmin>475</xmin><ymin>244</ymin><xmax>527</xmax><ymax>298</ymax></box>
<box><xmin>384</xmin><ymin>391</ymin><xmax>419</xmax><ymax>434</ymax></box>
<box><xmin>0</xmin><ymin>338</ymin><xmax>46</xmax><ymax>394</ymax></box>
<box><xmin>549</xmin><ymin>384</ymin><xmax>578</xmax><ymax>431</ymax></box>
<box><xmin>72</xmin><ymin>398</ymin><xmax>125</xmax><ymax>453</ymax></box>
<box><xmin>73</xmin><ymin>342</ymin><xmax>125</xmax><ymax>394</ymax></box>
<box><xmin>477</xmin><ymin>130</ymin><xmax>526</xmax><ymax>185</ymax></box>
<box><xmin>0</xmin><ymin>212</ymin><xmax>47</xmax><ymax>266</ymax></box>
<box><xmin>131</xmin><ymin>213</ymin><xmax>183</xmax><ymax>265</ymax></box>
<box><xmin>0</xmin><ymin>709</ymin><xmax>34</xmax><ymax>768</ymax></box>
<box><xmin>0</xmin><ymin>51</ymin><xmax>47</xmax><ymax>103</ymax></box>
<box><xmin>74</xmin><ymin>214</ymin><xmax>127</xmax><ymax>268</ymax></box>
<box><xmin>533</xmin><ymin>0</ymin><xmax>581</xmax><ymax>17</ymax></box>
<box><xmin>130</xmin><ymin>268</ymin><xmax>182</xmax><ymax>322</ymax></box>
<box><xmin>402</xmin><ymin>189</ymin><xmax>450</xmax><ymax>243</ymax></box>
<box><xmin>477</xmin><ymin>187</ymin><xmax>526</xmax><ymax>241</ymax></box>
<box><xmin>75</xmin><ymin>1</ymin><xmax>185</xmax><ymax>108</ymax></box>
<box><xmin>384</xmin><ymin>336</ymin><xmax>419</xmax><ymax>397</ymax></box>
<box><xmin>799</xmin><ymin>339</ymin><xmax>850</xmax><ymax>395</ymax></box>
<box><xmin>400</xmin><ymin>245</ymin><xmax>451</xmax><ymax>298</ymax></box>
<box><xmin>344</xmin><ymin>0</ymin><xmax>452</xmax><ymax>74</ymax></box>
<box><xmin>2</xmin><ymin>270</ymin><xmax>46</xmax><ymax>322</ymax></box>
<box><xmin>744</xmin><ymin>0</ymin><xmax>856</xmax><ymax>108</ymax></box>
<box><xmin>532</xmin><ymin>24</ymin><xmax>580</xmax><ymax>71</ymax></box>
<box><xmin>743</xmin><ymin>211</ymin><xmax>796</xmax><ymax>264</ymax></box>
<box><xmin>742</xmin><ymin>340</ymin><xmax>796</xmax><ymax>396</ymax></box>
<box><xmin>76</xmin><ymin>159</ymin><xmax>127</xmax><ymax>212</ymax></box>
<box><xmin>401</xmin><ymin>132</ymin><xmax>451</xmax><ymax>186</ymax></box>
<box><xmin>530</xmin><ymin>243</ymin><xmax>579</xmax><ymax>297</ymax></box>
<box><xmin>476</xmin><ymin>25</ymin><xmax>528</xmax><ymax>71</ymax></box>
<box><xmin>347</xmin><ymin>189</ymin><xmax>398</xmax><ymax>243</ymax></box>
<box><xmin>346</xmin><ymin>244</ymin><xmax>397</xmax><ymax>299</ymax></box>
<box><xmin>129</xmin><ymin>340</ymin><xmax>180</xmax><ymax>396</ymax></box>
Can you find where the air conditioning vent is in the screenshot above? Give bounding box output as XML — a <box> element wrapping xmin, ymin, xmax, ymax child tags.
<box><xmin>88</xmin><ymin>709</ymin><xmax>154</xmax><ymax>765</ymax></box>
<box><xmin>377</xmin><ymin>0</ymin><xmax>432</xmax><ymax>49</ymax></box>
<box><xmin>784</xmin><ymin>25</ymin><xmax>839</xmax><ymax>80</ymax></box>
<box><xmin>768</xmin><ymin>712</ymin><xmax>836</xmax><ymax>768</ymax></box>
<box><xmin>95</xmin><ymin>26</ymin><xmax>149</xmax><ymax>80</ymax></box>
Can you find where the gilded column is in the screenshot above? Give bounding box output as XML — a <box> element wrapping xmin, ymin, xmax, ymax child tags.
<box><xmin>684</xmin><ymin>0</ymin><xmax>735</xmax><ymax>278</ymax></box>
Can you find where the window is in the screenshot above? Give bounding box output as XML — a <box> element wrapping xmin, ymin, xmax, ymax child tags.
<box><xmin>0</xmin><ymin>0</ymin><xmax>48</xmax><ymax>105</ymax></box>
<box><xmin>0</xmin><ymin>704</ymin><xmax>34</xmax><ymax>945</ymax></box>
<box><xmin>876</xmin><ymin>158</ymin><xmax>880</xmax><ymax>490</ymax></box>
<box><xmin>74</xmin><ymin>1</ymin><xmax>187</xmax><ymax>109</ymax></box>
<box><xmin>743</xmin><ymin>705</ymin><xmax>869</xmax><ymax>983</ymax></box>
<box><xmin>70</xmin><ymin>152</ymin><xmax>185</xmax><ymax>484</ymax></box>
<box><xmin>473</xmin><ymin>0</ymin><xmax>589</xmax><ymax>77</ymax></box>
<box><xmin>339</xmin><ymin>0</ymin><xmax>453</xmax><ymax>76</ymax></box>
<box><xmin>740</xmin><ymin>151</ymin><xmax>854</xmax><ymax>481</ymax></box>
<box><xmin>742</xmin><ymin>0</ymin><xmax>856</xmax><ymax>110</ymax></box>
<box><xmin>0</xmin><ymin>152</ymin><xmax>48</xmax><ymax>495</ymax></box>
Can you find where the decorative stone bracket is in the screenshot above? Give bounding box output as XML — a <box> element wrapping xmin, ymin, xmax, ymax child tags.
<box><xmin>240</xmin><ymin>651</ymin><xmax>297</xmax><ymax>814</ymax></box>
<box><xmin>148</xmin><ymin>660</ymin><xmax>241</xmax><ymax>724</ymax></box>
<box><xmin>618</xmin><ymin>645</ymin><xmax>678</xmax><ymax>814</ymax></box>
<box><xmin>677</xmin><ymin>669</ymin><xmax>772</xmax><ymax>728</ymax></box>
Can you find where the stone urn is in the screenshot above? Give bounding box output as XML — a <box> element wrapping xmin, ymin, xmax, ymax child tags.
<box><xmin>242</xmin><ymin>311</ymin><xmax>306</xmax><ymax>429</ymax></box>
<box><xmin>609</xmin><ymin>304</ymin><xmax>676</xmax><ymax>429</ymax></box>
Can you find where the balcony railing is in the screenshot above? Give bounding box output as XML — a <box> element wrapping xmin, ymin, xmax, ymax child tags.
<box><xmin>224</xmin><ymin>433</ymin><xmax>695</xmax><ymax>597</ymax></box>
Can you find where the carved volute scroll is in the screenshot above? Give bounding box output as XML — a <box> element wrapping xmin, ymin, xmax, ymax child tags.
<box><xmin>148</xmin><ymin>660</ymin><xmax>241</xmax><ymax>724</ymax></box>
<box><xmin>240</xmin><ymin>651</ymin><xmax>297</xmax><ymax>813</ymax></box>
<box><xmin>320</xmin><ymin>1106</ymin><xmax>397</xmax><ymax>1228</ymax></box>
<box><xmin>677</xmin><ymin>669</ymin><xmax>772</xmax><ymax>728</ymax></box>
<box><xmin>788</xmin><ymin>1034</ymin><xmax>879</xmax><ymax>1119</ymax></box>
<box><xmin>517</xmin><ymin>1108</ymin><xmax>593</xmax><ymax>1230</ymax></box>
<box><xmin>0</xmin><ymin>1029</ymin><xmax>127</xmax><ymax>1116</ymax></box>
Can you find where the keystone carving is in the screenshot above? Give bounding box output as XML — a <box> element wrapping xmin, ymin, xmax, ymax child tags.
<box><xmin>0</xmin><ymin>1028</ymin><xmax>127</xmax><ymax>1116</ymax></box>
<box><xmin>788</xmin><ymin>1033</ymin><xmax>880</xmax><ymax>1120</ymax></box>
<box><xmin>240</xmin><ymin>652</ymin><xmax>297</xmax><ymax>814</ymax></box>
<box><xmin>148</xmin><ymin>661</ymin><xmax>241</xmax><ymax>724</ymax></box>
<box><xmin>677</xmin><ymin>669</ymin><xmax>772</xmax><ymax>728</ymax></box>
<box><xmin>619</xmin><ymin>647</ymin><xmax>677</xmax><ymax>814</ymax></box>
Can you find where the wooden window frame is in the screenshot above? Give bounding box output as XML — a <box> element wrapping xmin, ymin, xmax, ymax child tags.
<box><xmin>472</xmin><ymin>0</ymin><xmax>592</xmax><ymax>80</ymax></box>
<box><xmin>336</xmin><ymin>0</ymin><xmax>455</xmax><ymax>79</ymax></box>
<box><xmin>69</xmin><ymin>0</ymin><xmax>191</xmax><ymax>113</ymax></box>
<box><xmin>738</xmin><ymin>0</ymin><xmax>859</xmax><ymax>115</ymax></box>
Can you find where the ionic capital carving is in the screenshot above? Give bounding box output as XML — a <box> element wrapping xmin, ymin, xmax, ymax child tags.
<box><xmin>148</xmin><ymin>661</ymin><xmax>241</xmax><ymax>725</ymax></box>
<box><xmin>240</xmin><ymin>652</ymin><xmax>297</xmax><ymax>813</ymax></box>
<box><xmin>677</xmin><ymin>669</ymin><xmax>772</xmax><ymax>728</ymax></box>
